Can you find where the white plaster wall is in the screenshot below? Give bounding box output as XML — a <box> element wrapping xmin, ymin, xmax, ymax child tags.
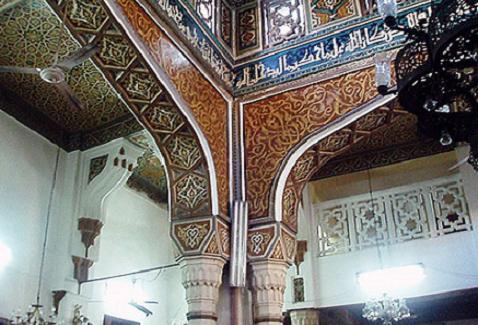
<box><xmin>0</xmin><ymin>111</ymin><xmax>187</xmax><ymax>324</ymax></box>
<box><xmin>0</xmin><ymin>111</ymin><xmax>73</xmax><ymax>317</ymax></box>
<box><xmin>85</xmin><ymin>186</ymin><xmax>187</xmax><ymax>325</ymax></box>
<box><xmin>285</xmin><ymin>152</ymin><xmax>478</xmax><ymax>310</ymax></box>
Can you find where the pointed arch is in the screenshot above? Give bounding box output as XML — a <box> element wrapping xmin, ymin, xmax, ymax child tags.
<box><xmin>46</xmin><ymin>0</ymin><xmax>229</xmax><ymax>258</ymax></box>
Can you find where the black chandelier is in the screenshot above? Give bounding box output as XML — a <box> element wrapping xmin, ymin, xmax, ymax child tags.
<box><xmin>375</xmin><ymin>0</ymin><xmax>478</xmax><ymax>170</ymax></box>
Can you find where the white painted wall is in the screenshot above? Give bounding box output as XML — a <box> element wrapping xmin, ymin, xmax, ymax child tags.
<box><xmin>0</xmin><ymin>111</ymin><xmax>187</xmax><ymax>324</ymax></box>
<box><xmin>285</xmin><ymin>151</ymin><xmax>478</xmax><ymax>311</ymax></box>
<box><xmin>0</xmin><ymin>110</ymin><xmax>73</xmax><ymax>317</ymax></box>
<box><xmin>85</xmin><ymin>186</ymin><xmax>187</xmax><ymax>325</ymax></box>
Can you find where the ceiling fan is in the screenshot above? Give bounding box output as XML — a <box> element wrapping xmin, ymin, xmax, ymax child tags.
<box><xmin>0</xmin><ymin>0</ymin><xmax>99</xmax><ymax>110</ymax></box>
<box><xmin>88</xmin><ymin>299</ymin><xmax>159</xmax><ymax>317</ymax></box>
<box><xmin>128</xmin><ymin>300</ymin><xmax>158</xmax><ymax>317</ymax></box>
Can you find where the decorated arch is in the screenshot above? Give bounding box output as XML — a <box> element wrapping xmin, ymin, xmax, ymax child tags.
<box><xmin>46</xmin><ymin>0</ymin><xmax>230</xmax><ymax>259</ymax></box>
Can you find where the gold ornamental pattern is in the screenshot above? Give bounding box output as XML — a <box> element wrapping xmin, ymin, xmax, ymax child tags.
<box><xmin>279</xmin><ymin>102</ymin><xmax>410</xmax><ymax>233</ymax></box>
<box><xmin>244</xmin><ymin>68</ymin><xmax>377</xmax><ymax>220</ymax></box>
<box><xmin>116</xmin><ymin>0</ymin><xmax>229</xmax><ymax>217</ymax></box>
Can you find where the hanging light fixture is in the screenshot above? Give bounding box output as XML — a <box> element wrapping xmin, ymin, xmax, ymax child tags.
<box><xmin>360</xmin><ymin>169</ymin><xmax>414</xmax><ymax>324</ymax></box>
<box><xmin>9</xmin><ymin>149</ymin><xmax>61</xmax><ymax>325</ymax></box>
<box><xmin>375</xmin><ymin>0</ymin><xmax>478</xmax><ymax>170</ymax></box>
<box><xmin>362</xmin><ymin>294</ymin><xmax>411</xmax><ymax>325</ymax></box>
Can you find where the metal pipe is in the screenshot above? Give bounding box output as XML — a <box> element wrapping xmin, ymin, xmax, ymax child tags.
<box><xmin>80</xmin><ymin>263</ymin><xmax>179</xmax><ymax>284</ymax></box>
<box><xmin>231</xmin><ymin>287</ymin><xmax>244</xmax><ymax>325</ymax></box>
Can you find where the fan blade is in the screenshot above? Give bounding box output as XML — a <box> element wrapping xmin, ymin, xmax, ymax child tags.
<box><xmin>449</xmin><ymin>155</ymin><xmax>469</xmax><ymax>171</ymax></box>
<box><xmin>128</xmin><ymin>302</ymin><xmax>153</xmax><ymax>317</ymax></box>
<box><xmin>56</xmin><ymin>43</ymin><xmax>99</xmax><ymax>70</ymax></box>
<box><xmin>0</xmin><ymin>66</ymin><xmax>40</xmax><ymax>74</ymax></box>
<box><xmin>0</xmin><ymin>0</ymin><xmax>28</xmax><ymax>14</ymax></box>
<box><xmin>56</xmin><ymin>81</ymin><xmax>84</xmax><ymax>110</ymax></box>
<box><xmin>144</xmin><ymin>301</ymin><xmax>159</xmax><ymax>304</ymax></box>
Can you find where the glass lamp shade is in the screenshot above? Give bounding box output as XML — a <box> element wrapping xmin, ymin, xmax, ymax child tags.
<box><xmin>377</xmin><ymin>0</ymin><xmax>397</xmax><ymax>26</ymax></box>
<box><xmin>374</xmin><ymin>53</ymin><xmax>391</xmax><ymax>95</ymax></box>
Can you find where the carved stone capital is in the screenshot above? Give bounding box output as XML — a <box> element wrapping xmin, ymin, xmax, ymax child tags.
<box><xmin>71</xmin><ymin>256</ymin><xmax>94</xmax><ymax>283</ymax></box>
<box><xmin>290</xmin><ymin>309</ymin><xmax>319</xmax><ymax>325</ymax></box>
<box><xmin>250</xmin><ymin>260</ymin><xmax>289</xmax><ymax>325</ymax></box>
<box><xmin>179</xmin><ymin>256</ymin><xmax>226</xmax><ymax>325</ymax></box>
<box><xmin>78</xmin><ymin>218</ymin><xmax>103</xmax><ymax>252</ymax></box>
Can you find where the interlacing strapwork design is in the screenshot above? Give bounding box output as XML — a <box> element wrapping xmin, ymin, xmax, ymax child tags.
<box><xmin>0</xmin><ymin>0</ymin><xmax>131</xmax><ymax>133</ymax></box>
<box><xmin>315</xmin><ymin>175</ymin><xmax>472</xmax><ymax>257</ymax></box>
<box><xmin>176</xmin><ymin>174</ymin><xmax>209</xmax><ymax>210</ymax></box>
<box><xmin>264</xmin><ymin>0</ymin><xmax>305</xmax><ymax>46</ymax></box>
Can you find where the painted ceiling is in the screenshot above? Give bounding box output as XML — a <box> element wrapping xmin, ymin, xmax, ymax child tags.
<box><xmin>0</xmin><ymin>0</ymin><xmax>141</xmax><ymax>150</ymax></box>
<box><xmin>312</xmin><ymin>110</ymin><xmax>453</xmax><ymax>180</ymax></box>
<box><xmin>127</xmin><ymin>132</ymin><xmax>168</xmax><ymax>205</ymax></box>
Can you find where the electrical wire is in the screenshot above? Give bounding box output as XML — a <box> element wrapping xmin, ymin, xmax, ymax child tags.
<box><xmin>36</xmin><ymin>147</ymin><xmax>61</xmax><ymax>305</ymax></box>
<box><xmin>367</xmin><ymin>168</ymin><xmax>385</xmax><ymax>269</ymax></box>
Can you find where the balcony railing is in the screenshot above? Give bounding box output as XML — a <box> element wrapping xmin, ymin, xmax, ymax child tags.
<box><xmin>315</xmin><ymin>174</ymin><xmax>472</xmax><ymax>257</ymax></box>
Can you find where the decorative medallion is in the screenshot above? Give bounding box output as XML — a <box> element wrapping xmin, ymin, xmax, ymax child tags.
<box><xmin>166</xmin><ymin>135</ymin><xmax>202</xmax><ymax>169</ymax></box>
<box><xmin>175</xmin><ymin>221</ymin><xmax>211</xmax><ymax>250</ymax></box>
<box><xmin>175</xmin><ymin>173</ymin><xmax>209</xmax><ymax>210</ymax></box>
<box><xmin>247</xmin><ymin>227</ymin><xmax>275</xmax><ymax>257</ymax></box>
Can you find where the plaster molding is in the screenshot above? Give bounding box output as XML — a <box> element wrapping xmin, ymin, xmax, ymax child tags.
<box><xmin>78</xmin><ymin>139</ymin><xmax>144</xmax><ymax>222</ymax></box>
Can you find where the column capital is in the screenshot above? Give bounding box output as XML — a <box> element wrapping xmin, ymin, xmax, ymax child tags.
<box><xmin>250</xmin><ymin>259</ymin><xmax>289</xmax><ymax>325</ymax></box>
<box><xmin>179</xmin><ymin>256</ymin><xmax>226</xmax><ymax>325</ymax></box>
<box><xmin>289</xmin><ymin>309</ymin><xmax>319</xmax><ymax>325</ymax></box>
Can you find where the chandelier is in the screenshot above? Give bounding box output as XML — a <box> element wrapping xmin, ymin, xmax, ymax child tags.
<box><xmin>362</xmin><ymin>294</ymin><xmax>411</xmax><ymax>325</ymax></box>
<box><xmin>9</xmin><ymin>305</ymin><xmax>58</xmax><ymax>325</ymax></box>
<box><xmin>9</xmin><ymin>150</ymin><xmax>61</xmax><ymax>325</ymax></box>
<box><xmin>375</xmin><ymin>0</ymin><xmax>478</xmax><ymax>170</ymax></box>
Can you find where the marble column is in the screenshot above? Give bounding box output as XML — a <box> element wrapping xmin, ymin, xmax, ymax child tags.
<box><xmin>290</xmin><ymin>309</ymin><xmax>319</xmax><ymax>325</ymax></box>
<box><xmin>250</xmin><ymin>260</ymin><xmax>289</xmax><ymax>325</ymax></box>
<box><xmin>180</xmin><ymin>256</ymin><xmax>226</xmax><ymax>325</ymax></box>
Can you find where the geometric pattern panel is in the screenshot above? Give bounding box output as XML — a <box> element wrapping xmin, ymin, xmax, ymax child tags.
<box><xmin>0</xmin><ymin>0</ymin><xmax>131</xmax><ymax>133</ymax></box>
<box><xmin>264</xmin><ymin>0</ymin><xmax>305</xmax><ymax>46</ymax></box>
<box><xmin>315</xmin><ymin>174</ymin><xmax>472</xmax><ymax>257</ymax></box>
<box><xmin>220</xmin><ymin>0</ymin><xmax>233</xmax><ymax>47</ymax></box>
